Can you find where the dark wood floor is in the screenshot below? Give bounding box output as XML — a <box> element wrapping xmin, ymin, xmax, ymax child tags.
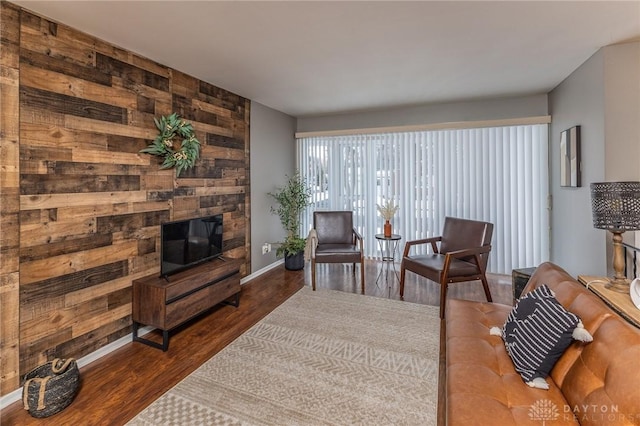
<box><xmin>1</xmin><ymin>260</ymin><xmax>512</xmax><ymax>425</ymax></box>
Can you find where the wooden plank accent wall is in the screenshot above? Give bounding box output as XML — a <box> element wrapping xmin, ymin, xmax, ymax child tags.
<box><xmin>0</xmin><ymin>1</ymin><xmax>22</xmax><ymax>395</ymax></box>
<box><xmin>0</xmin><ymin>4</ymin><xmax>251</xmax><ymax>395</ymax></box>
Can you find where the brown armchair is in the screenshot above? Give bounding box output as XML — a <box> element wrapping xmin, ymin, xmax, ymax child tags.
<box><xmin>399</xmin><ymin>217</ymin><xmax>493</xmax><ymax>318</ymax></box>
<box><xmin>309</xmin><ymin>211</ymin><xmax>365</xmax><ymax>293</ymax></box>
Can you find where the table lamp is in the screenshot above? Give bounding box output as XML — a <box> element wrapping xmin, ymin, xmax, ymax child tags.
<box><xmin>590</xmin><ymin>181</ymin><xmax>640</xmax><ymax>293</ymax></box>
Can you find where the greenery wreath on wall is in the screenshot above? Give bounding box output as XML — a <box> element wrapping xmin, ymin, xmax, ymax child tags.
<box><xmin>140</xmin><ymin>113</ymin><xmax>200</xmax><ymax>177</ymax></box>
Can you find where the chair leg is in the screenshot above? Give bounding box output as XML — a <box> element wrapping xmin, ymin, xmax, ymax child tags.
<box><xmin>360</xmin><ymin>261</ymin><xmax>365</xmax><ymax>294</ymax></box>
<box><xmin>399</xmin><ymin>265</ymin><xmax>406</xmax><ymax>298</ymax></box>
<box><xmin>311</xmin><ymin>260</ymin><xmax>317</xmax><ymax>291</ymax></box>
<box><xmin>352</xmin><ymin>263</ymin><xmax>356</xmax><ymax>275</ymax></box>
<box><xmin>439</xmin><ymin>282</ymin><xmax>448</xmax><ymax>319</ymax></box>
<box><xmin>480</xmin><ymin>275</ymin><xmax>493</xmax><ymax>302</ymax></box>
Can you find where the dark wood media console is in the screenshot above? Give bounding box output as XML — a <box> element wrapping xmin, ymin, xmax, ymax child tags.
<box><xmin>132</xmin><ymin>257</ymin><xmax>241</xmax><ymax>351</ymax></box>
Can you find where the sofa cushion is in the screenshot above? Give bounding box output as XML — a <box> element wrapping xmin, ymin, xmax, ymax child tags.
<box><xmin>524</xmin><ymin>263</ymin><xmax>640</xmax><ymax>422</ymax></box>
<box><xmin>502</xmin><ymin>284</ymin><xmax>585</xmax><ymax>386</ymax></box>
<box><xmin>444</xmin><ymin>262</ymin><xmax>640</xmax><ymax>426</ymax></box>
<box><xmin>445</xmin><ymin>298</ymin><xmax>579</xmax><ymax>425</ymax></box>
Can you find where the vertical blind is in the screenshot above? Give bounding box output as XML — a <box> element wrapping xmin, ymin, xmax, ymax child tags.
<box><xmin>296</xmin><ymin>124</ymin><xmax>549</xmax><ymax>274</ymax></box>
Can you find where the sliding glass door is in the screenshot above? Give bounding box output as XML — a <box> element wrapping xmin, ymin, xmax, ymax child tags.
<box><xmin>297</xmin><ymin>124</ymin><xmax>549</xmax><ymax>274</ymax></box>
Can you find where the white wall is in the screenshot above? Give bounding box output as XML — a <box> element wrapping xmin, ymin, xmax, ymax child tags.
<box><xmin>603</xmin><ymin>41</ymin><xmax>640</xmax><ymax>273</ymax></box>
<box><xmin>259</xmin><ymin>43</ymin><xmax>639</xmax><ymax>279</ymax></box>
<box><xmin>604</xmin><ymin>42</ymin><xmax>640</xmax><ymax>180</ymax></box>
<box><xmin>297</xmin><ymin>94</ymin><xmax>548</xmax><ymax>132</ymax></box>
<box><xmin>253</xmin><ymin>96</ymin><xmax>533</xmax><ymax>273</ymax></box>
<box><xmin>549</xmin><ymin>40</ymin><xmax>640</xmax><ymax>277</ymax></box>
<box><xmin>249</xmin><ymin>101</ymin><xmax>296</xmax><ymax>272</ymax></box>
<box><xmin>548</xmin><ymin>51</ymin><xmax>606</xmax><ymax>277</ymax></box>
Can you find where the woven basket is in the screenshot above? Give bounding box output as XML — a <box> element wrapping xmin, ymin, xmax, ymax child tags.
<box><xmin>22</xmin><ymin>358</ymin><xmax>80</xmax><ymax>418</ymax></box>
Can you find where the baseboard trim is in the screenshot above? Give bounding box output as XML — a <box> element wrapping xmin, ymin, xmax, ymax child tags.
<box><xmin>0</xmin><ymin>325</ymin><xmax>154</xmax><ymax>410</ymax></box>
<box><xmin>1</xmin><ymin>260</ymin><xmax>286</xmax><ymax>410</ymax></box>
<box><xmin>241</xmin><ymin>259</ymin><xmax>284</xmax><ymax>284</ymax></box>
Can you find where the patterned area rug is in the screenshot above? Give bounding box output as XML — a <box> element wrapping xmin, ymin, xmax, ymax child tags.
<box><xmin>127</xmin><ymin>287</ymin><xmax>440</xmax><ymax>425</ymax></box>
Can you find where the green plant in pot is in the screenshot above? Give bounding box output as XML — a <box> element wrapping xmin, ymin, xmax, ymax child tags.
<box><xmin>268</xmin><ymin>172</ymin><xmax>312</xmax><ymax>270</ymax></box>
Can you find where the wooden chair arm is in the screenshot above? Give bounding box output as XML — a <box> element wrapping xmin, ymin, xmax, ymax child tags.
<box><xmin>402</xmin><ymin>236</ymin><xmax>442</xmax><ymax>257</ymax></box>
<box><xmin>352</xmin><ymin>228</ymin><xmax>364</xmax><ymax>252</ymax></box>
<box><xmin>445</xmin><ymin>245</ymin><xmax>491</xmax><ymax>259</ymax></box>
<box><xmin>309</xmin><ymin>229</ymin><xmax>318</xmax><ymax>259</ymax></box>
<box><xmin>443</xmin><ymin>245</ymin><xmax>492</xmax><ymax>275</ymax></box>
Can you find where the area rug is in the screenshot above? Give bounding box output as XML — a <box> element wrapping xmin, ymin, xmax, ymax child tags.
<box><xmin>127</xmin><ymin>287</ymin><xmax>440</xmax><ymax>425</ymax></box>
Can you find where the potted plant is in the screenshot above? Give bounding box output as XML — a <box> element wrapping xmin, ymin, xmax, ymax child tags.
<box><xmin>268</xmin><ymin>172</ymin><xmax>312</xmax><ymax>270</ymax></box>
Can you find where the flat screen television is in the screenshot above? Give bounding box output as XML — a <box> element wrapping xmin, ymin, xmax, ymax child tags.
<box><xmin>160</xmin><ymin>214</ymin><xmax>223</xmax><ymax>278</ymax></box>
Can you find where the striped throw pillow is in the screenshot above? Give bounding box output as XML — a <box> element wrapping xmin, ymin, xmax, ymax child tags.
<box><xmin>502</xmin><ymin>284</ymin><xmax>581</xmax><ymax>386</ymax></box>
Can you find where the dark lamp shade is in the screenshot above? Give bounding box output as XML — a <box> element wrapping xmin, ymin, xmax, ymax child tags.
<box><xmin>590</xmin><ymin>181</ymin><xmax>640</xmax><ymax>231</ymax></box>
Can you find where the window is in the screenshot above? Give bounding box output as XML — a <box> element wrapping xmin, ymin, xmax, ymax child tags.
<box><xmin>297</xmin><ymin>124</ymin><xmax>549</xmax><ymax>274</ymax></box>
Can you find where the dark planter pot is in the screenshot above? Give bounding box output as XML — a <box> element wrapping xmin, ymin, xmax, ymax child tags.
<box><xmin>284</xmin><ymin>252</ymin><xmax>304</xmax><ymax>271</ymax></box>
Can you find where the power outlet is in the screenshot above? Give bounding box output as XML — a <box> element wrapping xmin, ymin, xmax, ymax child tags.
<box><xmin>262</xmin><ymin>243</ymin><xmax>271</xmax><ymax>255</ymax></box>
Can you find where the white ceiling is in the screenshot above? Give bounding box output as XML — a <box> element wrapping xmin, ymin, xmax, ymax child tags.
<box><xmin>11</xmin><ymin>1</ymin><xmax>640</xmax><ymax>118</ymax></box>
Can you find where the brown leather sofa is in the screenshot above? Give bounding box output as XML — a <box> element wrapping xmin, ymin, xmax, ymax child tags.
<box><xmin>441</xmin><ymin>262</ymin><xmax>640</xmax><ymax>425</ymax></box>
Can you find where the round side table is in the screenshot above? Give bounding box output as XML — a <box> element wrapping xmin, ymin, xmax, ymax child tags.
<box><xmin>375</xmin><ymin>233</ymin><xmax>402</xmax><ymax>287</ymax></box>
